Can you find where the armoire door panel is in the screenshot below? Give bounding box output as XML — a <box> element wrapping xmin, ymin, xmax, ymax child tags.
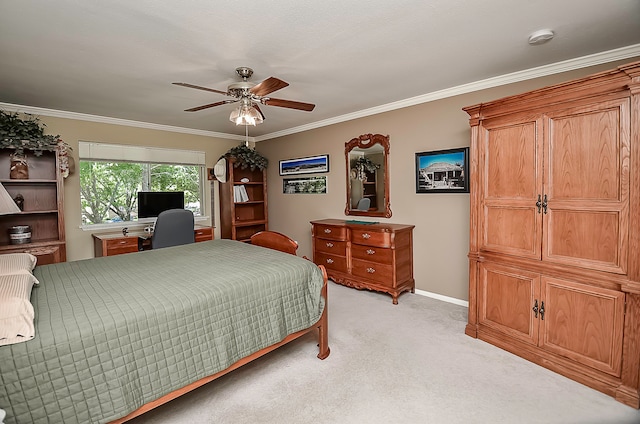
<box><xmin>544</xmin><ymin>208</ymin><xmax>625</xmax><ymax>273</ymax></box>
<box><xmin>484</xmin><ymin>121</ymin><xmax>540</xmax><ymax>200</ymax></box>
<box><xmin>547</xmin><ymin>101</ymin><xmax>628</xmax><ymax>202</ymax></box>
<box><xmin>543</xmin><ymin>99</ymin><xmax>630</xmax><ymax>274</ymax></box>
<box><xmin>540</xmin><ymin>276</ymin><xmax>624</xmax><ymax>377</ymax></box>
<box><xmin>483</xmin><ymin>205</ymin><xmax>540</xmax><ymax>258</ymax></box>
<box><xmin>479</xmin><ymin>263</ymin><xmax>540</xmax><ymax>346</ymax></box>
<box><xmin>480</xmin><ymin>118</ymin><xmax>543</xmax><ymax>257</ymax></box>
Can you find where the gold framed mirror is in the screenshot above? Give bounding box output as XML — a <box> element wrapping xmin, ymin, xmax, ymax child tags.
<box><xmin>345</xmin><ymin>133</ymin><xmax>391</xmax><ymax>218</ymax></box>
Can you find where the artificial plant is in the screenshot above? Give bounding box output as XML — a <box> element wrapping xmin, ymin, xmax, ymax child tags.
<box><xmin>221</xmin><ymin>144</ymin><xmax>268</xmax><ymax>171</ymax></box>
<box><xmin>0</xmin><ymin>111</ymin><xmax>61</xmax><ymax>156</ymax></box>
<box><xmin>353</xmin><ymin>156</ymin><xmax>380</xmax><ymax>180</ymax></box>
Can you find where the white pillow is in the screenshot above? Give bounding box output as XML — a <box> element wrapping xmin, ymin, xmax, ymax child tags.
<box><xmin>0</xmin><ymin>253</ymin><xmax>37</xmax><ymax>278</ymax></box>
<box><xmin>0</xmin><ymin>273</ymin><xmax>38</xmax><ymax>346</ymax></box>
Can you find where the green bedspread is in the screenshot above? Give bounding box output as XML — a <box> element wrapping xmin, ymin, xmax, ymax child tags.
<box><xmin>0</xmin><ymin>239</ymin><xmax>325</xmax><ymax>424</ymax></box>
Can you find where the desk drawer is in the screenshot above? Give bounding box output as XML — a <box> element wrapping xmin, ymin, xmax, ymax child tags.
<box><xmin>106</xmin><ymin>238</ymin><xmax>139</xmax><ymax>255</ymax></box>
<box><xmin>314</xmin><ymin>224</ymin><xmax>347</xmax><ymax>241</ymax></box>
<box><xmin>351</xmin><ymin>244</ymin><xmax>393</xmax><ymax>264</ymax></box>
<box><xmin>314</xmin><ymin>238</ymin><xmax>347</xmax><ymax>256</ymax></box>
<box><xmin>352</xmin><ymin>259</ymin><xmax>394</xmax><ymax>286</ymax></box>
<box><xmin>315</xmin><ymin>252</ymin><xmax>347</xmax><ymax>273</ymax></box>
<box><xmin>195</xmin><ymin>227</ymin><xmax>213</xmax><ymax>242</ymax></box>
<box><xmin>350</xmin><ymin>229</ymin><xmax>392</xmax><ymax>247</ymax></box>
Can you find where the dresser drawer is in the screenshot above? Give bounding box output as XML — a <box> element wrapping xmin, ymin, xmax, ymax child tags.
<box><xmin>350</xmin><ymin>229</ymin><xmax>392</xmax><ymax>247</ymax></box>
<box><xmin>314</xmin><ymin>224</ymin><xmax>347</xmax><ymax>241</ymax></box>
<box><xmin>351</xmin><ymin>244</ymin><xmax>393</xmax><ymax>264</ymax></box>
<box><xmin>106</xmin><ymin>238</ymin><xmax>139</xmax><ymax>255</ymax></box>
<box><xmin>351</xmin><ymin>259</ymin><xmax>394</xmax><ymax>286</ymax></box>
<box><xmin>315</xmin><ymin>252</ymin><xmax>348</xmax><ymax>273</ymax></box>
<box><xmin>314</xmin><ymin>238</ymin><xmax>347</xmax><ymax>255</ymax></box>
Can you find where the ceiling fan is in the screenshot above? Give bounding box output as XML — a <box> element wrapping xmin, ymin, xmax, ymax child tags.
<box><xmin>173</xmin><ymin>67</ymin><xmax>315</xmax><ymax>123</ymax></box>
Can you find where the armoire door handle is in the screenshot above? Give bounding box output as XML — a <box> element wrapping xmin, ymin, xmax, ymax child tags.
<box><xmin>532</xmin><ymin>299</ymin><xmax>539</xmax><ymax>318</ymax></box>
<box><xmin>542</xmin><ymin>194</ymin><xmax>548</xmax><ymax>214</ymax></box>
<box><xmin>536</xmin><ymin>195</ymin><xmax>542</xmax><ymax>214</ymax></box>
<box><xmin>540</xmin><ymin>301</ymin><xmax>545</xmax><ymax>320</ymax></box>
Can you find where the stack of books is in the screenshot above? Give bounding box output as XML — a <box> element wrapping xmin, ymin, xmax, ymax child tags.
<box><xmin>233</xmin><ymin>185</ymin><xmax>249</xmax><ymax>202</ymax></box>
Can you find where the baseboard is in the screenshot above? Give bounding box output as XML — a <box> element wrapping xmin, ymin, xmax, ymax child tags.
<box><xmin>414</xmin><ymin>289</ymin><xmax>469</xmax><ymax>308</ymax></box>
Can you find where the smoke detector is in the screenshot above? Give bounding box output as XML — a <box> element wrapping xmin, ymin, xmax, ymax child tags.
<box><xmin>528</xmin><ymin>29</ymin><xmax>554</xmax><ymax>45</ymax></box>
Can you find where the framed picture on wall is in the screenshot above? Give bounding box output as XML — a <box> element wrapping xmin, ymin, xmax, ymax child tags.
<box><xmin>283</xmin><ymin>176</ymin><xmax>327</xmax><ymax>194</ymax></box>
<box><xmin>279</xmin><ymin>154</ymin><xmax>329</xmax><ymax>176</ymax></box>
<box><xmin>415</xmin><ymin>147</ymin><xmax>469</xmax><ymax>193</ymax></box>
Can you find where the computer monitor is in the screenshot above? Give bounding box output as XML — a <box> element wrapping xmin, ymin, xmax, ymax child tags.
<box><xmin>137</xmin><ymin>191</ymin><xmax>184</xmax><ymax>219</ymax></box>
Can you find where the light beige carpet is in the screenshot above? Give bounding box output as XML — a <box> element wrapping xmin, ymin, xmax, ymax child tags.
<box><xmin>130</xmin><ymin>282</ymin><xmax>640</xmax><ymax>424</ymax></box>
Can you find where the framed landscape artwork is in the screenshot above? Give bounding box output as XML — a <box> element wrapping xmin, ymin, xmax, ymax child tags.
<box><xmin>415</xmin><ymin>147</ymin><xmax>469</xmax><ymax>193</ymax></box>
<box><xmin>283</xmin><ymin>176</ymin><xmax>327</xmax><ymax>194</ymax></box>
<box><xmin>279</xmin><ymin>154</ymin><xmax>329</xmax><ymax>176</ymax></box>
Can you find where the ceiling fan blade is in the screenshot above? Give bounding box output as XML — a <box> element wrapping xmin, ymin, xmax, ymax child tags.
<box><xmin>173</xmin><ymin>82</ymin><xmax>229</xmax><ymax>96</ymax></box>
<box><xmin>263</xmin><ymin>97</ymin><xmax>315</xmax><ymax>111</ymax></box>
<box><xmin>250</xmin><ymin>77</ymin><xmax>289</xmax><ymax>97</ymax></box>
<box><xmin>184</xmin><ymin>99</ymin><xmax>237</xmax><ymax>112</ymax></box>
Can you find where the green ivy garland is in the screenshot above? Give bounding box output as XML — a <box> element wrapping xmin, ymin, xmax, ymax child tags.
<box><xmin>0</xmin><ymin>111</ymin><xmax>61</xmax><ymax>156</ymax></box>
<box><xmin>221</xmin><ymin>144</ymin><xmax>268</xmax><ymax>171</ymax></box>
<box><xmin>353</xmin><ymin>156</ymin><xmax>380</xmax><ymax>180</ymax></box>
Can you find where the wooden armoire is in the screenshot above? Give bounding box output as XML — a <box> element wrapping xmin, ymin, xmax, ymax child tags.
<box><xmin>463</xmin><ymin>61</ymin><xmax>640</xmax><ymax>408</ymax></box>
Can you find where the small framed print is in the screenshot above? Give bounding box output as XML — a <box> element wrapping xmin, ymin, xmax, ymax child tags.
<box><xmin>415</xmin><ymin>147</ymin><xmax>469</xmax><ymax>193</ymax></box>
<box><xmin>279</xmin><ymin>154</ymin><xmax>329</xmax><ymax>176</ymax></box>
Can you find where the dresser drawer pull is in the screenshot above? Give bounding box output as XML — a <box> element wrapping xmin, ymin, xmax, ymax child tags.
<box><xmin>362</xmin><ymin>233</ymin><xmax>371</xmax><ymax>239</ymax></box>
<box><xmin>366</xmin><ymin>267</ymin><xmax>376</xmax><ymax>273</ymax></box>
<box><xmin>326</xmin><ymin>242</ymin><xmax>334</xmax><ymax>248</ymax></box>
<box><xmin>326</xmin><ymin>258</ymin><xmax>334</xmax><ymax>264</ymax></box>
<box><xmin>119</xmin><ymin>241</ymin><xmax>127</xmax><ymax>244</ymax></box>
<box><xmin>324</xmin><ymin>228</ymin><xmax>332</xmax><ymax>234</ymax></box>
<box><xmin>366</xmin><ymin>249</ymin><xmax>375</xmax><ymax>255</ymax></box>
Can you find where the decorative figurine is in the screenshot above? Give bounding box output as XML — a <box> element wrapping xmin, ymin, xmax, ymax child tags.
<box><xmin>12</xmin><ymin>194</ymin><xmax>24</xmax><ymax>211</ymax></box>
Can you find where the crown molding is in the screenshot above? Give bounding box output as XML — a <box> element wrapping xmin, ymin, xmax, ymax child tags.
<box><xmin>255</xmin><ymin>43</ymin><xmax>640</xmax><ymax>141</ymax></box>
<box><xmin>3</xmin><ymin>44</ymin><xmax>639</xmax><ymax>144</ymax></box>
<box><xmin>0</xmin><ymin>102</ymin><xmax>251</xmax><ymax>142</ymax></box>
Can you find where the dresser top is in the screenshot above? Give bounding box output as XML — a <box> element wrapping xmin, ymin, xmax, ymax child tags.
<box><xmin>310</xmin><ymin>219</ymin><xmax>414</xmax><ymax>231</ymax></box>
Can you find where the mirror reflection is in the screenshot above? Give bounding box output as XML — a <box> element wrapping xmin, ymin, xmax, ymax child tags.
<box><xmin>345</xmin><ymin>133</ymin><xmax>391</xmax><ymax>218</ymax></box>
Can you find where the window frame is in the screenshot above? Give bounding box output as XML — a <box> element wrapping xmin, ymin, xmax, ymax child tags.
<box><xmin>78</xmin><ymin>142</ymin><xmax>207</xmax><ymax>231</ymax></box>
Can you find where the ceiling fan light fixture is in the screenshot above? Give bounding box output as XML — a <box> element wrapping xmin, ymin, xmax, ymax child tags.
<box><xmin>229</xmin><ymin>104</ymin><xmax>263</xmax><ymax>126</ymax></box>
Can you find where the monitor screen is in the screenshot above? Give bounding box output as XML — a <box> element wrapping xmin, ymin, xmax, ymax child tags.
<box><xmin>137</xmin><ymin>191</ymin><xmax>185</xmax><ymax>218</ymax></box>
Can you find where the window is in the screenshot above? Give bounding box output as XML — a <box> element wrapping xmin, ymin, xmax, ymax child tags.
<box><xmin>79</xmin><ymin>142</ymin><xmax>206</xmax><ymax>226</ymax></box>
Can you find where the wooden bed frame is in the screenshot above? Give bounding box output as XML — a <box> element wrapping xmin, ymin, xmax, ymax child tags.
<box><xmin>111</xmin><ymin>232</ymin><xmax>330</xmax><ymax>423</ymax></box>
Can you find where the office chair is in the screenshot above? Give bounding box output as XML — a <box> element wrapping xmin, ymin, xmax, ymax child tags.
<box><xmin>356</xmin><ymin>197</ymin><xmax>371</xmax><ymax>211</ymax></box>
<box><xmin>151</xmin><ymin>209</ymin><xmax>195</xmax><ymax>249</ymax></box>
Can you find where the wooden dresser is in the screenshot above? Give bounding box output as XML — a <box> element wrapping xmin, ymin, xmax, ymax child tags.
<box><xmin>464</xmin><ymin>61</ymin><xmax>640</xmax><ymax>408</ymax></box>
<box><xmin>311</xmin><ymin>219</ymin><xmax>414</xmax><ymax>304</ymax></box>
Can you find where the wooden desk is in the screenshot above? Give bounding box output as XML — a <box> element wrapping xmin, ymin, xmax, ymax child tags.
<box><xmin>93</xmin><ymin>226</ymin><xmax>213</xmax><ymax>257</ymax></box>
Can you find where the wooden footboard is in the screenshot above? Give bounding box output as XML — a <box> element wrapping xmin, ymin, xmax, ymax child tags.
<box><xmin>111</xmin><ymin>265</ymin><xmax>330</xmax><ymax>423</ymax></box>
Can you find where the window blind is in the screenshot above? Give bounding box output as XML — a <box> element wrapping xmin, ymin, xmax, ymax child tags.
<box><xmin>79</xmin><ymin>141</ymin><xmax>205</xmax><ymax>165</ymax></box>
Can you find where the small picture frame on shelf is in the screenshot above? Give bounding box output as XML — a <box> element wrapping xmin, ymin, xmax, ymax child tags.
<box><xmin>279</xmin><ymin>154</ymin><xmax>329</xmax><ymax>176</ymax></box>
<box><xmin>415</xmin><ymin>147</ymin><xmax>469</xmax><ymax>193</ymax></box>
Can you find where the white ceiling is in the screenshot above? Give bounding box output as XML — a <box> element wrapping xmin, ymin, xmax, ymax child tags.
<box><xmin>1</xmin><ymin>0</ymin><xmax>639</xmax><ymax>141</ymax></box>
